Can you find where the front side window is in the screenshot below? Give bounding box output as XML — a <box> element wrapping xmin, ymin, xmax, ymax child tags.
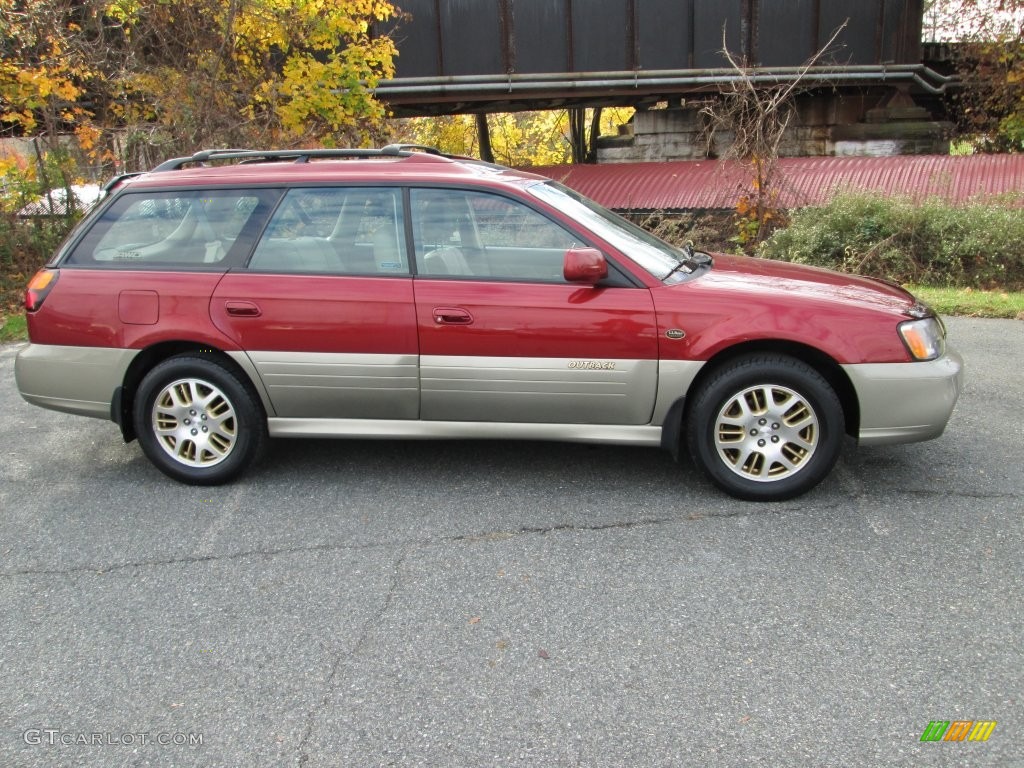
<box><xmin>248</xmin><ymin>187</ymin><xmax>407</xmax><ymax>275</ymax></box>
<box><xmin>66</xmin><ymin>189</ymin><xmax>275</xmax><ymax>269</ymax></box>
<box><xmin>411</xmin><ymin>188</ymin><xmax>579</xmax><ymax>282</ymax></box>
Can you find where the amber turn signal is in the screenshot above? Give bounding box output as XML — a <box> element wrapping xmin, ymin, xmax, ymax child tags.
<box><xmin>898</xmin><ymin>317</ymin><xmax>944</xmax><ymax>361</ymax></box>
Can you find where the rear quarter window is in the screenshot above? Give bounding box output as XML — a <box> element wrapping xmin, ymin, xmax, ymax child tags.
<box><xmin>64</xmin><ymin>188</ymin><xmax>279</xmax><ymax>269</ymax></box>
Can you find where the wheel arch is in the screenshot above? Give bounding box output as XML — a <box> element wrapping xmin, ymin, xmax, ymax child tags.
<box><xmin>114</xmin><ymin>341</ymin><xmax>267</xmax><ymax>442</ymax></box>
<box><xmin>681</xmin><ymin>340</ymin><xmax>860</xmax><ymax>441</ymax></box>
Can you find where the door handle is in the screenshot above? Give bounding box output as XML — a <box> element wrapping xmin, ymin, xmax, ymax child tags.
<box><xmin>432</xmin><ymin>307</ymin><xmax>473</xmax><ymax>325</ymax></box>
<box><xmin>225</xmin><ymin>300</ymin><xmax>261</xmax><ymax>317</ymax></box>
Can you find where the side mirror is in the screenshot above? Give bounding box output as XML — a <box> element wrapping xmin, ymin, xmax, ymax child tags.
<box><xmin>563</xmin><ymin>247</ymin><xmax>608</xmax><ymax>285</ymax></box>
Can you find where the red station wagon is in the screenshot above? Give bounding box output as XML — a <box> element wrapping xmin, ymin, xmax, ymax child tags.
<box><xmin>15</xmin><ymin>146</ymin><xmax>963</xmax><ymax>500</ymax></box>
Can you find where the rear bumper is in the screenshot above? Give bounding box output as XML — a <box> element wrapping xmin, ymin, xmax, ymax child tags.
<box><xmin>15</xmin><ymin>344</ymin><xmax>136</xmax><ymax>419</ymax></box>
<box><xmin>843</xmin><ymin>349</ymin><xmax>964</xmax><ymax>446</ymax></box>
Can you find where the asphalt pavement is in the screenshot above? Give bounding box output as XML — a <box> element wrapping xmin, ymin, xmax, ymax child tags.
<box><xmin>0</xmin><ymin>317</ymin><xmax>1020</xmax><ymax>767</ymax></box>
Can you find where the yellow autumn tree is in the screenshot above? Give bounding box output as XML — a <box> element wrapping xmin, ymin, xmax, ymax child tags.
<box><xmin>397</xmin><ymin>108</ymin><xmax>634</xmax><ymax>166</ymax></box>
<box><xmin>2</xmin><ymin>1</ymin><xmax>397</xmax><ymax>169</ymax></box>
<box><xmin>0</xmin><ymin>0</ymin><xmax>93</xmax><ymax>139</ymax></box>
<box><xmin>106</xmin><ymin>0</ymin><xmax>397</xmax><ymax>162</ymax></box>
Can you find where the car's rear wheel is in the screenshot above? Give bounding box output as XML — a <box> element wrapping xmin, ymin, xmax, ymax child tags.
<box><xmin>686</xmin><ymin>354</ymin><xmax>843</xmax><ymax>501</ymax></box>
<box><xmin>133</xmin><ymin>354</ymin><xmax>265</xmax><ymax>485</ymax></box>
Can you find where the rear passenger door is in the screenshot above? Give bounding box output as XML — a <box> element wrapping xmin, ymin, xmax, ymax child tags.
<box><xmin>211</xmin><ymin>187</ymin><xmax>419</xmax><ymax>420</ymax></box>
<box><xmin>410</xmin><ymin>188</ymin><xmax>659</xmax><ymax>425</ymax></box>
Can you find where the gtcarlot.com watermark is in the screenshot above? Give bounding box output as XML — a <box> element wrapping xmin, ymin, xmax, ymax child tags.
<box><xmin>23</xmin><ymin>728</ymin><xmax>203</xmax><ymax>747</ymax></box>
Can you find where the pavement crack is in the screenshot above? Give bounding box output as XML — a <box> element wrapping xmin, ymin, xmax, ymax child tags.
<box><xmin>0</xmin><ymin>538</ymin><xmax>407</xmax><ymax>579</ymax></box>
<box><xmin>294</xmin><ymin>546</ymin><xmax>410</xmax><ymax>766</ymax></box>
<box><xmin>453</xmin><ymin>515</ymin><xmax>674</xmax><ymax>541</ymax></box>
<box><xmin>0</xmin><ymin>512</ymin><xmax>721</xmax><ymax>580</ymax></box>
<box><xmin>900</xmin><ymin>488</ymin><xmax>1019</xmax><ymax>501</ymax></box>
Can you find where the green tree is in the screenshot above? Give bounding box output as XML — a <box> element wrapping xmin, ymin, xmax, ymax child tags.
<box><xmin>925</xmin><ymin>0</ymin><xmax>1024</xmax><ymax>151</ymax></box>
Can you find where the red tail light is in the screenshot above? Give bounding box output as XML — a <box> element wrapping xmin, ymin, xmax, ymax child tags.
<box><xmin>25</xmin><ymin>268</ymin><xmax>59</xmax><ymax>312</ymax></box>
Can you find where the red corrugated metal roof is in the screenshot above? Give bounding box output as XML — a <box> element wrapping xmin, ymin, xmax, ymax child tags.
<box><xmin>529</xmin><ymin>155</ymin><xmax>1024</xmax><ymax>211</ymax></box>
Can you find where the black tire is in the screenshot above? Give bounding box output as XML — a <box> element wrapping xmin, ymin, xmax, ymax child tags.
<box><xmin>133</xmin><ymin>354</ymin><xmax>266</xmax><ymax>485</ymax></box>
<box><xmin>686</xmin><ymin>354</ymin><xmax>843</xmax><ymax>501</ymax></box>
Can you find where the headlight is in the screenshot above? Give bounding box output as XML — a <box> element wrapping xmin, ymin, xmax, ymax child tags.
<box><xmin>899</xmin><ymin>317</ymin><xmax>945</xmax><ymax>361</ymax></box>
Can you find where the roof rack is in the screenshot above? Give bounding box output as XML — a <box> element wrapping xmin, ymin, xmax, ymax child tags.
<box><xmin>150</xmin><ymin>144</ymin><xmax>453</xmax><ymax>172</ymax></box>
<box><xmin>102</xmin><ymin>171</ymin><xmax>146</xmax><ymax>192</ymax></box>
<box><xmin>379</xmin><ymin>143</ymin><xmax>444</xmax><ymax>156</ymax></box>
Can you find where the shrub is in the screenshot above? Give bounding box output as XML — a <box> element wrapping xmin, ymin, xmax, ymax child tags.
<box><xmin>0</xmin><ymin>215</ymin><xmax>75</xmax><ymax>315</ymax></box>
<box><xmin>0</xmin><ymin>151</ymin><xmax>84</xmax><ymax>316</ymax></box>
<box><xmin>628</xmin><ymin>210</ymin><xmax>736</xmax><ymax>254</ymax></box>
<box><xmin>759</xmin><ymin>191</ymin><xmax>1024</xmax><ymax>290</ymax></box>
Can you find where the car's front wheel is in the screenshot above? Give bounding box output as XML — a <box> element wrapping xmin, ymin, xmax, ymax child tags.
<box><xmin>133</xmin><ymin>354</ymin><xmax>266</xmax><ymax>485</ymax></box>
<box><xmin>686</xmin><ymin>354</ymin><xmax>844</xmax><ymax>501</ymax></box>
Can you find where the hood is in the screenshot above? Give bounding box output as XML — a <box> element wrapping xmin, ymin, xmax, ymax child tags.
<box><xmin>695</xmin><ymin>253</ymin><xmax>918</xmax><ymax>315</ymax></box>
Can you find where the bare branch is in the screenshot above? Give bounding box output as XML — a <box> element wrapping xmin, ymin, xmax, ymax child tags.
<box><xmin>701</xmin><ymin>19</ymin><xmax>849</xmax><ymax>249</ymax></box>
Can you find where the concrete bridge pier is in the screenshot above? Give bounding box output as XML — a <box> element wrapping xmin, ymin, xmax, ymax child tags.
<box><xmin>596</xmin><ymin>88</ymin><xmax>953</xmax><ymax>162</ymax></box>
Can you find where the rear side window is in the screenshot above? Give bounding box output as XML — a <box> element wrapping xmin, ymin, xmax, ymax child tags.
<box><xmin>65</xmin><ymin>189</ymin><xmax>278</xmax><ymax>269</ymax></box>
<box><xmin>247</xmin><ymin>187</ymin><xmax>408</xmax><ymax>275</ymax></box>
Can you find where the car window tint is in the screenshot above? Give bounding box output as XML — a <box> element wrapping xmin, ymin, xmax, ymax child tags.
<box><xmin>248</xmin><ymin>187</ymin><xmax>408</xmax><ymax>275</ymax></box>
<box><xmin>66</xmin><ymin>189</ymin><xmax>275</xmax><ymax>269</ymax></box>
<box><xmin>411</xmin><ymin>188</ymin><xmax>577</xmax><ymax>282</ymax></box>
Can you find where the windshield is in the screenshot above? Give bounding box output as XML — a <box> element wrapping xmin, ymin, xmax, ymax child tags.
<box><xmin>528</xmin><ymin>181</ymin><xmax>704</xmax><ymax>283</ymax></box>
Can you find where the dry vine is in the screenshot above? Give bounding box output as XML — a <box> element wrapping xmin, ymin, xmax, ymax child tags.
<box><xmin>701</xmin><ymin>21</ymin><xmax>848</xmax><ymax>249</ymax></box>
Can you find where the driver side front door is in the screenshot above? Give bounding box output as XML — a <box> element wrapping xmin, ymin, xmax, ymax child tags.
<box><xmin>409</xmin><ymin>187</ymin><xmax>659</xmax><ymax>425</ymax></box>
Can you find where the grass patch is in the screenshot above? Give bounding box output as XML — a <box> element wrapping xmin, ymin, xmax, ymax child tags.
<box><xmin>907</xmin><ymin>285</ymin><xmax>1024</xmax><ymax>319</ymax></box>
<box><xmin>0</xmin><ymin>312</ymin><xmax>26</xmax><ymax>343</ymax></box>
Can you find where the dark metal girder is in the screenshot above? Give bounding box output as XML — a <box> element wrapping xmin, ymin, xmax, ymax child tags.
<box><xmin>376</xmin><ymin>65</ymin><xmax>955</xmax><ymax>117</ymax></box>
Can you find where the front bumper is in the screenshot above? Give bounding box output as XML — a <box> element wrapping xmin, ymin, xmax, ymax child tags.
<box><xmin>15</xmin><ymin>344</ymin><xmax>137</xmax><ymax>419</ymax></box>
<box><xmin>842</xmin><ymin>348</ymin><xmax>964</xmax><ymax>446</ymax></box>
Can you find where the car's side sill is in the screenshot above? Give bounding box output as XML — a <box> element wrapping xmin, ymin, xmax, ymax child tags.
<box><xmin>267</xmin><ymin>418</ymin><xmax>664</xmax><ymax>447</ymax></box>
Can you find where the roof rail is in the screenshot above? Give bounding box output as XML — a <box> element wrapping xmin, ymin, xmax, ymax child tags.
<box><xmin>150</xmin><ymin>145</ymin><xmax>452</xmax><ymax>172</ymax></box>
<box><xmin>382</xmin><ymin>143</ymin><xmax>513</xmax><ymax>171</ymax></box>
<box><xmin>102</xmin><ymin>171</ymin><xmax>146</xmax><ymax>192</ymax></box>
<box><xmin>379</xmin><ymin>143</ymin><xmax>444</xmax><ymax>156</ymax></box>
